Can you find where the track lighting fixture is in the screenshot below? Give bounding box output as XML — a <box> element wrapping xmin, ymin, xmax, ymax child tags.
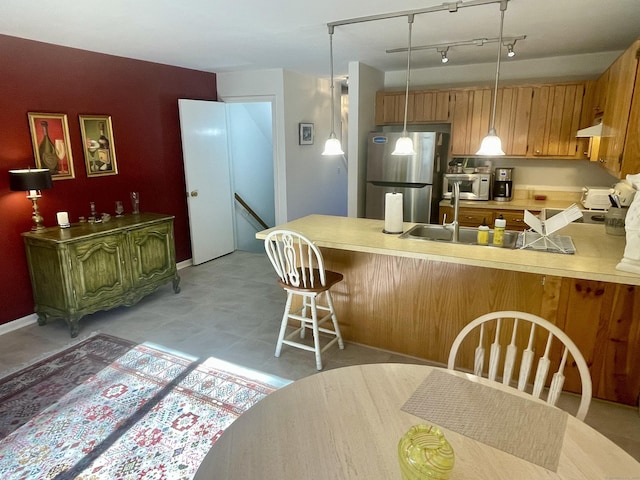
<box><xmin>386</xmin><ymin>35</ymin><xmax>526</xmax><ymax>65</ymax></box>
<box><xmin>439</xmin><ymin>48</ymin><xmax>449</xmax><ymax>63</ymax></box>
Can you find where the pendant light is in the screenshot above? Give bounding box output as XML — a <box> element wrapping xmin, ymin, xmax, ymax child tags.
<box><xmin>476</xmin><ymin>1</ymin><xmax>507</xmax><ymax>156</ymax></box>
<box><xmin>392</xmin><ymin>15</ymin><xmax>416</xmax><ymax>156</ymax></box>
<box><xmin>322</xmin><ymin>26</ymin><xmax>344</xmax><ymax>156</ymax></box>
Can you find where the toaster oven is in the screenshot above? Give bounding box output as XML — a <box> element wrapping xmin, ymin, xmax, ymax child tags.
<box><xmin>443</xmin><ymin>173</ymin><xmax>491</xmax><ymax>201</ymax></box>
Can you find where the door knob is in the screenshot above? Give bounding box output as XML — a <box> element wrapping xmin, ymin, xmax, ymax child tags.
<box><xmin>190</xmin><ymin>190</ymin><xmax>198</xmax><ymax>197</ymax></box>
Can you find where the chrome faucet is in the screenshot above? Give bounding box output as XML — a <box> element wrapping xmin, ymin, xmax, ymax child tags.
<box><xmin>443</xmin><ymin>181</ymin><xmax>460</xmax><ymax>242</ymax></box>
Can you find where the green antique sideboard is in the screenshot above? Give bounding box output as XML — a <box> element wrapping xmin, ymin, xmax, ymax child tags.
<box><xmin>22</xmin><ymin>213</ymin><xmax>181</xmax><ymax>337</ymax></box>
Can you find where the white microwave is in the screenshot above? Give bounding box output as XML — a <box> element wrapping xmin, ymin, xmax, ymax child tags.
<box><xmin>443</xmin><ymin>173</ymin><xmax>491</xmax><ymax>201</ymax></box>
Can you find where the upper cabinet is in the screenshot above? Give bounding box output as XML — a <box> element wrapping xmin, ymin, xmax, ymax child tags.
<box><xmin>450</xmin><ymin>88</ymin><xmax>492</xmax><ymax>155</ymax></box>
<box><xmin>494</xmin><ymin>86</ymin><xmax>533</xmax><ymax>156</ymax></box>
<box><xmin>527</xmin><ymin>83</ymin><xmax>585</xmax><ymax>157</ymax></box>
<box><xmin>376</xmin><ymin>82</ymin><xmax>585</xmax><ymax>158</ymax></box>
<box><xmin>413</xmin><ymin>90</ymin><xmax>451</xmax><ymax>123</ymax></box>
<box><xmin>375</xmin><ymin>91</ymin><xmax>414</xmax><ymax>125</ymax></box>
<box><xmin>374</xmin><ymin>90</ymin><xmax>450</xmax><ymax>125</ymax></box>
<box><xmin>597</xmin><ymin>39</ymin><xmax>640</xmax><ymax>178</ymax></box>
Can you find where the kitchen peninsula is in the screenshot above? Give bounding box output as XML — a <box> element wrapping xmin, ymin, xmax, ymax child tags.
<box><xmin>258</xmin><ymin>215</ymin><xmax>640</xmax><ymax>406</ymax></box>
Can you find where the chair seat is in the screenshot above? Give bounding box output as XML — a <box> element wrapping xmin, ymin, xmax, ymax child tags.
<box><xmin>278</xmin><ymin>269</ymin><xmax>343</xmax><ymax>293</ymax></box>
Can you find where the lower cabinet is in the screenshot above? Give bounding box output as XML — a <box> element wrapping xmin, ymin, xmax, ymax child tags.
<box><xmin>321</xmin><ymin>248</ymin><xmax>640</xmax><ymax>406</ymax></box>
<box><xmin>23</xmin><ymin>213</ymin><xmax>181</xmax><ymax>337</ymax></box>
<box><xmin>439</xmin><ymin>206</ymin><xmax>539</xmax><ymax>230</ymax></box>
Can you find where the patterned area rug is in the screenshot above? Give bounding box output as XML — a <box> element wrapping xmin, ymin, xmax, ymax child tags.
<box><xmin>0</xmin><ymin>336</ymin><xmax>289</xmax><ymax>479</ymax></box>
<box><xmin>0</xmin><ymin>333</ymin><xmax>136</xmax><ymax>439</ymax></box>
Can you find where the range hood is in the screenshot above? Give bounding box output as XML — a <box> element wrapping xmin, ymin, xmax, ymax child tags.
<box><xmin>576</xmin><ymin>123</ymin><xmax>603</xmax><ymax>137</ymax></box>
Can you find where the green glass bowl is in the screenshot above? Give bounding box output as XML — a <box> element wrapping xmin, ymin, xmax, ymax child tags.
<box><xmin>398</xmin><ymin>424</ymin><xmax>455</xmax><ymax>480</ymax></box>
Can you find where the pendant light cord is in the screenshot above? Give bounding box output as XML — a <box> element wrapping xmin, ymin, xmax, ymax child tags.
<box><xmin>401</xmin><ymin>15</ymin><xmax>414</xmax><ymax>136</ymax></box>
<box><xmin>489</xmin><ymin>6</ymin><xmax>505</xmax><ymax>132</ymax></box>
<box><xmin>329</xmin><ymin>27</ymin><xmax>336</xmax><ymax>137</ymax></box>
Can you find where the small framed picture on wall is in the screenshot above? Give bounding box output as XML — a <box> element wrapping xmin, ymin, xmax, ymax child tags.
<box><xmin>79</xmin><ymin>115</ymin><xmax>118</xmax><ymax>177</ymax></box>
<box><xmin>27</xmin><ymin>112</ymin><xmax>75</xmax><ymax>180</ymax></box>
<box><xmin>299</xmin><ymin>123</ymin><xmax>314</xmax><ymax>145</ymax></box>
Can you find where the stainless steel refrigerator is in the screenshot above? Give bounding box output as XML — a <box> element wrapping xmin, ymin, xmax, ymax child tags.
<box><xmin>365</xmin><ymin>131</ymin><xmax>449</xmax><ymax>224</ymax></box>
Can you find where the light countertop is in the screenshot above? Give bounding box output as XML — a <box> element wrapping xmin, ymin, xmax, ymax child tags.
<box><xmin>257</xmin><ymin>214</ymin><xmax>639</xmax><ymax>286</ymax></box>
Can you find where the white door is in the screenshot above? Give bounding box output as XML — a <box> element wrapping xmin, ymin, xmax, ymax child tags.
<box><xmin>178</xmin><ymin>99</ymin><xmax>234</xmax><ymax>265</ymax></box>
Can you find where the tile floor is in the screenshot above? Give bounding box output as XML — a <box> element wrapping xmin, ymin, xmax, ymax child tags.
<box><xmin>1</xmin><ymin>250</ymin><xmax>639</xmax><ymax>462</ymax></box>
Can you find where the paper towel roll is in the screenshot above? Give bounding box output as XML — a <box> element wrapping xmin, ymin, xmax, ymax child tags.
<box><xmin>384</xmin><ymin>192</ymin><xmax>403</xmax><ymax>234</ymax></box>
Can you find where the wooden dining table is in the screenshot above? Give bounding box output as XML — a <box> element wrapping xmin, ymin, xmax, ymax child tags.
<box><xmin>194</xmin><ymin>363</ymin><xmax>640</xmax><ymax>479</ymax></box>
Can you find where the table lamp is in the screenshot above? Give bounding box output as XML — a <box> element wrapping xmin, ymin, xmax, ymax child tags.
<box><xmin>9</xmin><ymin>168</ymin><xmax>53</xmax><ymax>232</ymax></box>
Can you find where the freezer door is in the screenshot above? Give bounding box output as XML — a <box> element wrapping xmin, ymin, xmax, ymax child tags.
<box><xmin>366</xmin><ymin>132</ymin><xmax>436</xmax><ymax>184</ymax></box>
<box><xmin>365</xmin><ymin>183</ymin><xmax>434</xmax><ymax>224</ymax></box>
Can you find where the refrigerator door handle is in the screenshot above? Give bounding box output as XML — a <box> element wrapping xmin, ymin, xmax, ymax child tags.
<box><xmin>370</xmin><ymin>181</ymin><xmax>430</xmax><ymax>188</ymax></box>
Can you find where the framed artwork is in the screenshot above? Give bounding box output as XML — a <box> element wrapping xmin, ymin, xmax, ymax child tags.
<box><xmin>299</xmin><ymin>123</ymin><xmax>314</xmax><ymax>145</ymax></box>
<box><xmin>79</xmin><ymin>115</ymin><xmax>118</xmax><ymax>177</ymax></box>
<box><xmin>27</xmin><ymin>113</ymin><xmax>75</xmax><ymax>180</ymax></box>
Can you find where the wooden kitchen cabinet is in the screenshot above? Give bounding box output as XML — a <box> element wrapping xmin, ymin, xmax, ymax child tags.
<box><xmin>439</xmin><ymin>206</ymin><xmax>539</xmax><ymax>230</ymax></box>
<box><xmin>527</xmin><ymin>83</ymin><xmax>585</xmax><ymax>157</ymax></box>
<box><xmin>450</xmin><ymin>88</ymin><xmax>493</xmax><ymax>156</ymax></box>
<box><xmin>598</xmin><ymin>39</ymin><xmax>640</xmax><ymax>178</ymax></box>
<box><xmin>377</xmin><ymin>81</ymin><xmax>588</xmax><ymax>159</ymax></box>
<box><xmin>494</xmin><ymin>86</ymin><xmax>533</xmax><ymax>156</ymax></box>
<box><xmin>375</xmin><ymin>90</ymin><xmax>450</xmax><ymax>125</ymax></box>
<box><xmin>439</xmin><ymin>206</ymin><xmax>494</xmax><ymax>227</ymax></box>
<box><xmin>413</xmin><ymin>90</ymin><xmax>450</xmax><ymax>122</ymax></box>
<box><xmin>23</xmin><ymin>213</ymin><xmax>180</xmax><ymax>337</ymax></box>
<box><xmin>374</xmin><ymin>91</ymin><xmax>414</xmax><ymax>125</ymax></box>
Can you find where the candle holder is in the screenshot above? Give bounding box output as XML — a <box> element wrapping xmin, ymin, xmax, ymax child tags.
<box><xmin>130</xmin><ymin>192</ymin><xmax>140</xmax><ymax>214</ymax></box>
<box><xmin>56</xmin><ymin>211</ymin><xmax>71</xmax><ymax>229</ymax></box>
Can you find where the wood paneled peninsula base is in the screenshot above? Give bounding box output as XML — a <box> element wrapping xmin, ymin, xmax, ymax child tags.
<box><xmin>23</xmin><ymin>213</ymin><xmax>180</xmax><ymax>338</ymax></box>
<box><xmin>257</xmin><ymin>215</ymin><xmax>640</xmax><ymax>406</ymax></box>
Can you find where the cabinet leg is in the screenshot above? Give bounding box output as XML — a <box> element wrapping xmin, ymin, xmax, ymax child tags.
<box><xmin>66</xmin><ymin>318</ymin><xmax>80</xmax><ymax>338</ymax></box>
<box><xmin>173</xmin><ymin>274</ymin><xmax>181</xmax><ymax>294</ymax></box>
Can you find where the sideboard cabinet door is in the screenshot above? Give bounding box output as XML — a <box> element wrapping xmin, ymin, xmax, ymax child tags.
<box><xmin>129</xmin><ymin>221</ymin><xmax>179</xmax><ymax>293</ymax></box>
<box><xmin>68</xmin><ymin>233</ymin><xmax>131</xmax><ymax>311</ymax></box>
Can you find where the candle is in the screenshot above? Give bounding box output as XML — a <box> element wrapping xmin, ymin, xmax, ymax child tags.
<box><xmin>56</xmin><ymin>211</ymin><xmax>70</xmax><ymax>227</ymax></box>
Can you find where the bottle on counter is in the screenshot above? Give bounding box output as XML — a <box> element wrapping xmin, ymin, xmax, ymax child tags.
<box><xmin>477</xmin><ymin>218</ymin><xmax>490</xmax><ymax>245</ymax></box>
<box><xmin>493</xmin><ymin>215</ymin><xmax>506</xmax><ymax>246</ymax></box>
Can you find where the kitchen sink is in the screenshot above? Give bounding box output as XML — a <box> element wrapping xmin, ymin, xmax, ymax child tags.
<box><xmin>399</xmin><ymin>224</ymin><xmax>519</xmax><ymax>248</ymax></box>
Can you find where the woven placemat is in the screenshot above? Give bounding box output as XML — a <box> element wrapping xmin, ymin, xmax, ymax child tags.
<box><xmin>401</xmin><ymin>370</ymin><xmax>568</xmax><ymax>471</ymax></box>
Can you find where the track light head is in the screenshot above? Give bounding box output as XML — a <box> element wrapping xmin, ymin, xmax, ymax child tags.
<box><xmin>507</xmin><ymin>44</ymin><xmax>515</xmax><ymax>57</ymax></box>
<box><xmin>438</xmin><ymin>48</ymin><xmax>449</xmax><ymax>63</ymax></box>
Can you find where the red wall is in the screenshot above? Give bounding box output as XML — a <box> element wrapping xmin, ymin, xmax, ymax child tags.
<box><xmin>0</xmin><ymin>34</ymin><xmax>217</xmax><ymax>325</ymax></box>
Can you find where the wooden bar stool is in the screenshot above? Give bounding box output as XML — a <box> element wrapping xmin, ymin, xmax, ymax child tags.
<box><xmin>264</xmin><ymin>229</ymin><xmax>344</xmax><ymax>370</ymax></box>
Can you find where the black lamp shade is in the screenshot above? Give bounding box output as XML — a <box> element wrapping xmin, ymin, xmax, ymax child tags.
<box><xmin>9</xmin><ymin>169</ymin><xmax>53</xmax><ymax>192</ymax></box>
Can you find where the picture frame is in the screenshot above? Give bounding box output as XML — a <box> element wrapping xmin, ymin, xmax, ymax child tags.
<box><xmin>299</xmin><ymin>123</ymin><xmax>314</xmax><ymax>145</ymax></box>
<box><xmin>27</xmin><ymin>113</ymin><xmax>75</xmax><ymax>180</ymax></box>
<box><xmin>79</xmin><ymin>115</ymin><xmax>118</xmax><ymax>177</ymax></box>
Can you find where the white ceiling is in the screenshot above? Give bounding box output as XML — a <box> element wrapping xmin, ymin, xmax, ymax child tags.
<box><xmin>1</xmin><ymin>0</ymin><xmax>639</xmax><ymax>78</ymax></box>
